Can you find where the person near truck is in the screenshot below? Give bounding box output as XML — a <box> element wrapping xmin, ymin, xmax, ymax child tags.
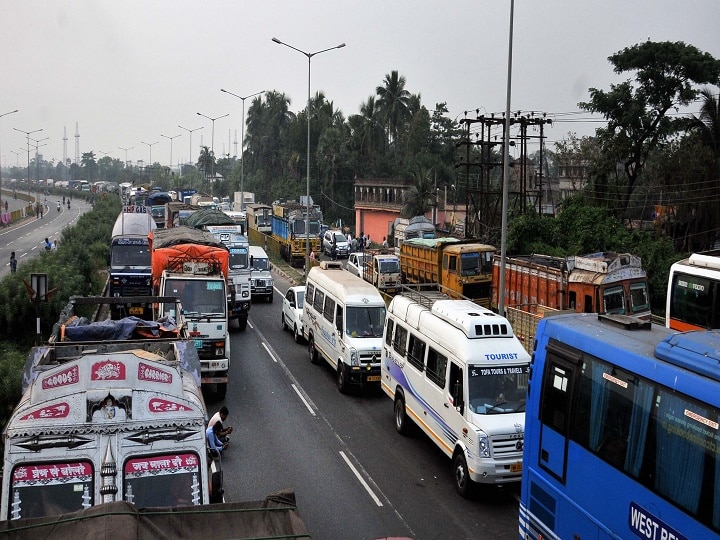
<box><xmin>208</xmin><ymin>405</ymin><xmax>233</xmax><ymax>443</ymax></box>
<box><xmin>206</xmin><ymin>422</ymin><xmax>228</xmax><ymax>458</ymax></box>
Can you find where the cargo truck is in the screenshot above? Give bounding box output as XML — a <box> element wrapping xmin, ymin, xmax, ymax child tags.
<box><xmin>492</xmin><ymin>252</ymin><xmax>651</xmax><ymax>352</ymax></box>
<box><xmin>271</xmin><ymin>200</ymin><xmax>322</xmax><ymax>267</ymax></box>
<box><xmin>362</xmin><ymin>249</ymin><xmax>402</xmax><ymax>294</ymax></box>
<box><xmin>150</xmin><ymin>227</ymin><xmax>231</xmax><ymax>399</ymax></box>
<box><xmin>399</xmin><ymin>238</ymin><xmax>495</xmax><ymax>307</ymax></box>
<box><xmin>108</xmin><ymin>209</ymin><xmax>157</xmax><ymax>319</ymax></box>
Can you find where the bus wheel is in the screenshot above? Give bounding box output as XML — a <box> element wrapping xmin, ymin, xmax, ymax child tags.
<box><xmin>308</xmin><ymin>337</ymin><xmax>319</xmax><ymax>364</ymax></box>
<box><xmin>394</xmin><ymin>395</ymin><xmax>410</xmax><ymax>435</ymax></box>
<box><xmin>337</xmin><ymin>363</ymin><xmax>348</xmax><ymax>394</ymax></box>
<box><xmin>453</xmin><ymin>452</ymin><xmax>474</xmax><ymax>498</ymax></box>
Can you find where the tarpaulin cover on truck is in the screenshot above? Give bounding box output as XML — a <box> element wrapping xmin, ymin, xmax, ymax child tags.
<box><xmin>0</xmin><ymin>491</ymin><xmax>310</xmax><ymax>539</ymax></box>
<box><xmin>184</xmin><ymin>207</ymin><xmax>236</xmax><ymax>228</ymax></box>
<box><xmin>150</xmin><ymin>227</ymin><xmax>230</xmax><ymax>282</ymax></box>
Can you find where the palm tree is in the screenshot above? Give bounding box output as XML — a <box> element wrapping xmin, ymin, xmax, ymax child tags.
<box><xmin>80</xmin><ymin>151</ymin><xmax>97</xmax><ymax>182</ymax></box>
<box><xmin>197</xmin><ymin>146</ymin><xmax>214</xmax><ymax>182</ymax></box>
<box><xmin>349</xmin><ymin>96</ymin><xmax>384</xmax><ymax>167</ymax></box>
<box><xmin>692</xmin><ymin>87</ymin><xmax>720</xmax><ymax>161</ymax></box>
<box><xmin>401</xmin><ymin>166</ymin><xmax>435</xmax><ymax>218</ymax></box>
<box><xmin>376</xmin><ymin>71</ymin><xmax>412</xmax><ymax>148</ymax></box>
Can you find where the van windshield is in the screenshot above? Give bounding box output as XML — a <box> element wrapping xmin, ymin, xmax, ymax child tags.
<box><xmin>346</xmin><ymin>306</ymin><xmax>386</xmax><ymax>338</ymax></box>
<box><xmin>467</xmin><ymin>364</ymin><xmax>529</xmax><ymax>414</ymax></box>
<box><xmin>250</xmin><ymin>256</ymin><xmax>269</xmax><ymax>271</ymax></box>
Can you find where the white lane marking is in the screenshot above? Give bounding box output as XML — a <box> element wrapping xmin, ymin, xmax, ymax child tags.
<box><xmin>247</xmin><ymin>320</ymin><xmax>254</xmax><ymax>330</ymax></box>
<box><xmin>291</xmin><ymin>383</ymin><xmax>316</xmax><ymax>416</ymax></box>
<box><xmin>262</xmin><ymin>342</ymin><xmax>277</xmax><ymax>362</ymax></box>
<box><xmin>339</xmin><ymin>450</ymin><xmax>383</xmax><ymax>507</ymax></box>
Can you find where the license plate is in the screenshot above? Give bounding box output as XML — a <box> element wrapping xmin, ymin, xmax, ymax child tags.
<box><xmin>129</xmin><ymin>307</ymin><xmax>144</xmax><ymax>315</ymax></box>
<box><xmin>510</xmin><ymin>462</ymin><xmax>522</xmax><ymax>473</ymax></box>
<box><xmin>367</xmin><ymin>375</ymin><xmax>381</xmax><ymax>382</ymax></box>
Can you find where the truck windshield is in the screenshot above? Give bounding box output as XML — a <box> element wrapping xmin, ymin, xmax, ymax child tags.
<box><xmin>164</xmin><ymin>279</ymin><xmax>226</xmax><ymax>318</ymax></box>
<box><xmin>111</xmin><ymin>243</ymin><xmax>151</xmax><ymax>267</ymax></box>
<box><xmin>467</xmin><ymin>364</ymin><xmax>529</xmax><ymax>414</ymax></box>
<box><xmin>9</xmin><ymin>461</ymin><xmax>94</xmax><ymax>519</ymax></box>
<box><xmin>229</xmin><ymin>247</ymin><xmax>248</xmax><ymax>269</ymax></box>
<box><xmin>124</xmin><ymin>453</ymin><xmax>202</xmax><ymax>507</ymax></box>
<box><xmin>460</xmin><ymin>252</ymin><xmax>481</xmax><ymax>276</ymax></box>
<box><xmin>603</xmin><ymin>285</ymin><xmax>625</xmax><ymax>314</ymax></box>
<box><xmin>309</xmin><ymin>221</ymin><xmax>321</xmax><ymax>235</ymax></box>
<box><xmin>379</xmin><ymin>259</ymin><xmax>400</xmax><ymax>274</ymax></box>
<box><xmin>346</xmin><ymin>306</ymin><xmax>386</xmax><ymax>338</ymax></box>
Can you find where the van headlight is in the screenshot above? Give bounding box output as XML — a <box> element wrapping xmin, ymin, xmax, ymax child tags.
<box><xmin>477</xmin><ymin>431</ymin><xmax>490</xmax><ymax>458</ymax></box>
<box><xmin>350</xmin><ymin>348</ymin><xmax>359</xmax><ymax>367</ymax></box>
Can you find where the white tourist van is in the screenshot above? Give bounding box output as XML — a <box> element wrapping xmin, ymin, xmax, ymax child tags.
<box><xmin>302</xmin><ymin>261</ymin><xmax>386</xmax><ymax>393</ymax></box>
<box><xmin>381</xmin><ymin>289</ymin><xmax>530</xmax><ymax>497</ymax></box>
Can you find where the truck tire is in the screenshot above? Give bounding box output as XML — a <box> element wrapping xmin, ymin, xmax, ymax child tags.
<box><xmin>215</xmin><ymin>383</ymin><xmax>227</xmax><ymax>401</ymax></box>
<box><xmin>337</xmin><ymin>362</ymin><xmax>348</xmax><ymax>394</ymax></box>
<box><xmin>308</xmin><ymin>336</ymin><xmax>319</xmax><ymax>364</ymax></box>
<box><xmin>394</xmin><ymin>395</ymin><xmax>411</xmax><ymax>435</ymax></box>
<box><xmin>453</xmin><ymin>451</ymin><xmax>475</xmax><ymax>498</ymax></box>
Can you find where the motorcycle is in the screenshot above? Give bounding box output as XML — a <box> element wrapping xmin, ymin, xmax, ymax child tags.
<box><xmin>57</xmin><ymin>203</ymin><xmax>61</xmax><ymax>212</ymax></box>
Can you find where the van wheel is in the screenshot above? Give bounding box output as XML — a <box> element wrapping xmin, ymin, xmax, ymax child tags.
<box><xmin>337</xmin><ymin>363</ymin><xmax>348</xmax><ymax>394</ymax></box>
<box><xmin>394</xmin><ymin>395</ymin><xmax>410</xmax><ymax>435</ymax></box>
<box><xmin>308</xmin><ymin>337</ymin><xmax>319</xmax><ymax>364</ymax></box>
<box><xmin>453</xmin><ymin>452</ymin><xmax>474</xmax><ymax>498</ymax></box>
<box><xmin>294</xmin><ymin>325</ymin><xmax>302</xmax><ymax>344</ymax></box>
<box><xmin>267</xmin><ymin>293</ymin><xmax>273</xmax><ymax>303</ymax></box>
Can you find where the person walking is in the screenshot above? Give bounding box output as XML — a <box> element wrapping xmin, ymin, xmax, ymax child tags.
<box><xmin>9</xmin><ymin>252</ymin><xmax>17</xmax><ymax>273</ymax></box>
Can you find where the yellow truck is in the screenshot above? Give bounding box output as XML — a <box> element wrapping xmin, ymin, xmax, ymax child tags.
<box><xmin>399</xmin><ymin>238</ymin><xmax>496</xmax><ymax>307</ymax></box>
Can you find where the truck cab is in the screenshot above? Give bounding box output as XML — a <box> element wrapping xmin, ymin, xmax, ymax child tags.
<box><xmin>363</xmin><ymin>250</ymin><xmax>401</xmax><ymax>293</ymax></box>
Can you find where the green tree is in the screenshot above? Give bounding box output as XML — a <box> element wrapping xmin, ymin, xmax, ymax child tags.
<box><xmin>80</xmin><ymin>151</ymin><xmax>97</xmax><ymax>182</ymax></box>
<box><xmin>401</xmin><ymin>166</ymin><xmax>435</xmax><ymax>218</ymax></box>
<box><xmin>579</xmin><ymin>41</ymin><xmax>720</xmax><ymax>217</ymax></box>
<box><xmin>376</xmin><ymin>70</ymin><xmax>412</xmax><ymax>150</ymax></box>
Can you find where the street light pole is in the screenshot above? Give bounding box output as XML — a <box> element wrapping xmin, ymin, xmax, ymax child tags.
<box><xmin>272</xmin><ymin>37</ymin><xmax>346</xmax><ymax>274</ymax></box>
<box><xmin>178</xmin><ymin>125</ymin><xmax>204</xmax><ymax>171</ymax></box>
<box><xmin>119</xmin><ymin>146</ymin><xmax>133</xmax><ymax>167</ymax></box>
<box><xmin>221</xmin><ymin>89</ymin><xmax>265</xmax><ymax>211</ymax></box>
<box><xmin>161</xmin><ymin>133</ymin><xmax>182</xmax><ymax>174</ymax></box>
<box><xmin>14</xmin><ymin>127</ymin><xmax>42</xmax><ymax>205</ymax></box>
<box><xmin>29</xmin><ymin>138</ymin><xmax>48</xmax><ymax>196</ymax></box>
<box><xmin>196</xmin><ymin>112</ymin><xmax>229</xmax><ymax>181</ymax></box>
<box><xmin>140</xmin><ymin>140</ymin><xmax>159</xmax><ymax>173</ymax></box>
<box><xmin>0</xmin><ymin>109</ymin><xmax>19</xmax><ymax>212</ymax></box>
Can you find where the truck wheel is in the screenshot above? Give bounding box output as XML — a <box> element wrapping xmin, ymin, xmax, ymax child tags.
<box><xmin>394</xmin><ymin>395</ymin><xmax>411</xmax><ymax>435</ymax></box>
<box><xmin>308</xmin><ymin>336</ymin><xmax>319</xmax><ymax>364</ymax></box>
<box><xmin>281</xmin><ymin>312</ymin><xmax>288</xmax><ymax>331</ymax></box>
<box><xmin>294</xmin><ymin>324</ymin><xmax>302</xmax><ymax>344</ymax></box>
<box><xmin>337</xmin><ymin>363</ymin><xmax>348</xmax><ymax>394</ymax></box>
<box><xmin>237</xmin><ymin>315</ymin><xmax>248</xmax><ymax>331</ymax></box>
<box><xmin>215</xmin><ymin>383</ymin><xmax>227</xmax><ymax>401</ymax></box>
<box><xmin>453</xmin><ymin>452</ymin><xmax>475</xmax><ymax>498</ymax></box>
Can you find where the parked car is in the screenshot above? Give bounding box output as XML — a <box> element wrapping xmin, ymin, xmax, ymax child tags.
<box><xmin>322</xmin><ymin>230</ymin><xmax>350</xmax><ymax>258</ymax></box>
<box><xmin>346</xmin><ymin>252</ymin><xmax>370</xmax><ymax>278</ymax></box>
<box><xmin>282</xmin><ymin>285</ymin><xmax>306</xmax><ymax>343</ymax></box>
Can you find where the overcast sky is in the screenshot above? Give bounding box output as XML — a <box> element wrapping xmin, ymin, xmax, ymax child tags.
<box><xmin>2</xmin><ymin>0</ymin><xmax>719</xmax><ymax>172</ymax></box>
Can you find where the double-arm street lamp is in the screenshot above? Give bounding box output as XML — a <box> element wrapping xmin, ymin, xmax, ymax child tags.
<box><xmin>196</xmin><ymin>112</ymin><xmax>229</xmax><ymax>180</ymax></box>
<box><xmin>272</xmin><ymin>37</ymin><xmax>345</xmax><ymax>274</ymax></box>
<box><xmin>140</xmin><ymin>140</ymin><xmax>159</xmax><ymax>173</ymax></box>
<box><xmin>0</xmin><ymin>109</ymin><xmax>19</xmax><ymax>210</ymax></box>
<box><xmin>119</xmin><ymin>146</ymin><xmax>133</xmax><ymax>167</ymax></box>
<box><xmin>29</xmin><ymin>137</ymin><xmax>49</xmax><ymax>194</ymax></box>
<box><xmin>161</xmin><ymin>133</ymin><xmax>182</xmax><ymax>174</ymax></box>
<box><xmin>178</xmin><ymin>125</ymin><xmax>204</xmax><ymax>171</ymax></box>
<box><xmin>221</xmin><ymin>89</ymin><xmax>265</xmax><ymax>211</ymax></box>
<box><xmin>14</xmin><ymin>127</ymin><xmax>42</xmax><ymax>202</ymax></box>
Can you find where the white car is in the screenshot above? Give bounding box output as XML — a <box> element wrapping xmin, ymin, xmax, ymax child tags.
<box><xmin>346</xmin><ymin>252</ymin><xmax>369</xmax><ymax>278</ymax></box>
<box><xmin>282</xmin><ymin>285</ymin><xmax>305</xmax><ymax>343</ymax></box>
<box><xmin>322</xmin><ymin>230</ymin><xmax>350</xmax><ymax>258</ymax></box>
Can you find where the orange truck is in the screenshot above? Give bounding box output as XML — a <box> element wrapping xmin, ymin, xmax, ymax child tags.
<box><xmin>399</xmin><ymin>238</ymin><xmax>496</xmax><ymax>307</ymax></box>
<box><xmin>150</xmin><ymin>226</ymin><xmax>231</xmax><ymax>399</ymax></box>
<box><xmin>492</xmin><ymin>252</ymin><xmax>652</xmax><ymax>351</ymax></box>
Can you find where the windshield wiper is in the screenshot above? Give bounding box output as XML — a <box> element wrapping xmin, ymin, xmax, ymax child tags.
<box><xmin>485</xmin><ymin>401</ymin><xmax>509</xmax><ymax>414</ymax></box>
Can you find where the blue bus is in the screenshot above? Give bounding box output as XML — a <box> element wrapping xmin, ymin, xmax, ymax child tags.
<box><xmin>520</xmin><ymin>313</ymin><xmax>720</xmax><ymax>540</ymax></box>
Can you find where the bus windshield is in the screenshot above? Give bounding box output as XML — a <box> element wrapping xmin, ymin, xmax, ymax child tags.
<box><xmin>467</xmin><ymin>364</ymin><xmax>529</xmax><ymax>414</ymax></box>
<box><xmin>346</xmin><ymin>306</ymin><xmax>386</xmax><ymax>338</ymax></box>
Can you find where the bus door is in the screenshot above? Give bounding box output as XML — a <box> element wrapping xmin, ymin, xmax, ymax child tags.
<box><xmin>537</xmin><ymin>341</ymin><xmax>580</xmax><ymax>483</ymax></box>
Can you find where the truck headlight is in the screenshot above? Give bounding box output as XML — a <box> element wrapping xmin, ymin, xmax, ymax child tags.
<box><xmin>478</xmin><ymin>432</ymin><xmax>490</xmax><ymax>458</ymax></box>
<box><xmin>350</xmin><ymin>348</ymin><xmax>359</xmax><ymax>367</ymax></box>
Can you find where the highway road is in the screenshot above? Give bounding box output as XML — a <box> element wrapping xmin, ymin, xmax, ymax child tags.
<box><xmin>0</xmin><ymin>193</ymin><xmax>91</xmax><ymax>278</ymax></box>
<box><xmin>216</xmin><ymin>269</ymin><xmax>520</xmax><ymax>540</ymax></box>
